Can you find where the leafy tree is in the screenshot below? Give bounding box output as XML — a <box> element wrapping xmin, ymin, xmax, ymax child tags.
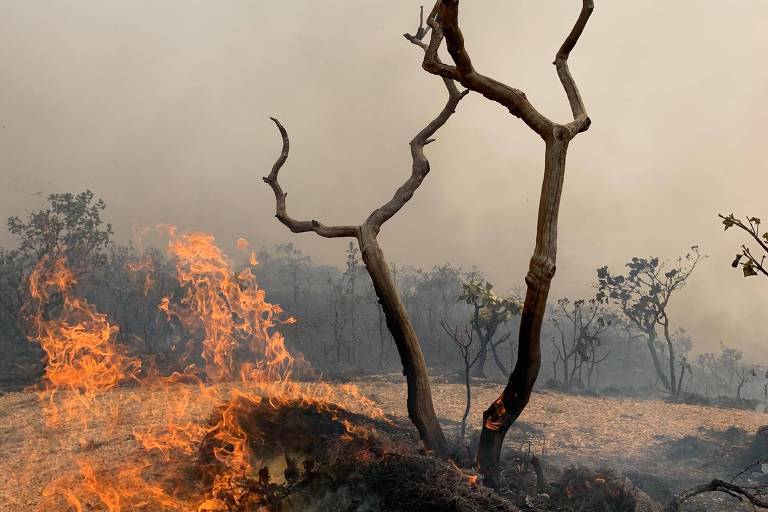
<box><xmin>7</xmin><ymin>190</ymin><xmax>113</xmax><ymax>274</ymax></box>
<box><xmin>692</xmin><ymin>342</ymin><xmax>764</xmax><ymax>401</ymax></box>
<box><xmin>459</xmin><ymin>279</ymin><xmax>521</xmax><ymax>378</ymax></box>
<box><xmin>720</xmin><ymin>213</ymin><xmax>768</xmax><ymax>278</ymax></box>
<box><xmin>597</xmin><ymin>247</ymin><xmax>703</xmax><ymax>396</ymax></box>
<box><xmin>415</xmin><ymin>263</ymin><xmax>464</xmax><ymax>359</ymax></box>
<box><xmin>1</xmin><ymin>191</ymin><xmax>113</xmax><ymax>362</ymax></box>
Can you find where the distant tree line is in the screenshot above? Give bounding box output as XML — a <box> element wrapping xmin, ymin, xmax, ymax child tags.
<box><xmin>1</xmin><ymin>192</ymin><xmax>765</xmax><ymax>407</ymax></box>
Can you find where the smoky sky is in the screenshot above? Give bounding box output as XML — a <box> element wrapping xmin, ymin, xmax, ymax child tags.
<box><xmin>1</xmin><ymin>1</ymin><xmax>767</xmax><ymax>360</ymax></box>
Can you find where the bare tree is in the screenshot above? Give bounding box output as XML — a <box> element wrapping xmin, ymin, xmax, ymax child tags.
<box><xmin>720</xmin><ymin>214</ymin><xmax>768</xmax><ymax>279</ymax></box>
<box><xmin>263</xmin><ymin>35</ymin><xmax>468</xmax><ymax>456</ymax></box>
<box><xmin>549</xmin><ymin>297</ymin><xmax>611</xmax><ymax>391</ymax></box>
<box><xmin>415</xmin><ymin>0</ymin><xmax>595</xmax><ymax>483</ymax></box>
<box><xmin>440</xmin><ymin>319</ymin><xmax>510</xmax><ymax>445</ymax></box>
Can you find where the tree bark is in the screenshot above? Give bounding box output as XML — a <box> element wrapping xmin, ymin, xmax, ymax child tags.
<box><xmin>662</xmin><ymin>320</ymin><xmax>678</xmax><ymax>395</ymax></box>
<box><xmin>419</xmin><ymin>0</ymin><xmax>594</xmax><ymax>483</ymax></box>
<box><xmin>490</xmin><ymin>340</ymin><xmax>508</xmax><ymax>377</ymax></box>
<box><xmin>358</xmin><ymin>225</ymin><xmax>448</xmax><ymax>456</ymax></box>
<box><xmin>264</xmin><ymin>50</ymin><xmax>466</xmax><ymax>456</ymax></box>
<box><xmin>477</xmin><ymin>136</ymin><xmax>569</xmax><ymax>485</ymax></box>
<box><xmin>646</xmin><ymin>330</ymin><xmax>672</xmax><ymax>392</ymax></box>
<box><xmin>473</xmin><ymin>335</ymin><xmax>489</xmax><ymax>378</ymax></box>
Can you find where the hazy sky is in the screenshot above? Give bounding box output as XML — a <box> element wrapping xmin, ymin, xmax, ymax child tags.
<box><xmin>1</xmin><ymin>1</ymin><xmax>767</xmax><ymax>360</ymax></box>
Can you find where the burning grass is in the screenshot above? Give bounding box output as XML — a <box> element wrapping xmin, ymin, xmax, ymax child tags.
<box><xmin>2</xmin><ymin>379</ymin><xmax>766</xmax><ymax>511</ymax></box>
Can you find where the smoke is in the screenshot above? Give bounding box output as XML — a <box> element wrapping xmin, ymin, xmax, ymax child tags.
<box><xmin>1</xmin><ymin>0</ymin><xmax>767</xmax><ymax>360</ymax></box>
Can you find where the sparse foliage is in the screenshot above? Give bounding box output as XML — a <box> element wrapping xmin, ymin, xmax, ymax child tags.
<box><xmin>720</xmin><ymin>213</ymin><xmax>768</xmax><ymax>279</ymax></box>
<box><xmin>459</xmin><ymin>279</ymin><xmax>521</xmax><ymax>378</ymax></box>
<box><xmin>597</xmin><ymin>247</ymin><xmax>704</xmax><ymax>396</ymax></box>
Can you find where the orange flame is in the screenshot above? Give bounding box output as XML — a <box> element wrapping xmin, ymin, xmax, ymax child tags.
<box><xmin>25</xmin><ymin>257</ymin><xmax>141</xmax><ymax>427</ymax></box>
<box><xmin>29</xmin><ymin>227</ymin><xmax>383</xmax><ymax>511</ymax></box>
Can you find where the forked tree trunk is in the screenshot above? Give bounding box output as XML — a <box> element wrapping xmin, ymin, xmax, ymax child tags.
<box><xmin>357</xmin><ymin>225</ymin><xmax>448</xmax><ymax>456</ymax></box>
<box><xmin>419</xmin><ymin>0</ymin><xmax>595</xmax><ymax>484</ymax></box>
<box><xmin>477</xmin><ymin>136</ymin><xmax>568</xmax><ymax>485</ymax></box>
<box><xmin>264</xmin><ymin>54</ymin><xmax>466</xmax><ymax>457</ymax></box>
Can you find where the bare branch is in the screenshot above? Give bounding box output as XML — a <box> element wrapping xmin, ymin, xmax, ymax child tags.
<box><xmin>555</xmin><ymin>0</ymin><xmax>594</xmax><ymax>132</ymax></box>
<box><xmin>263</xmin><ymin>118</ymin><xmax>359</xmax><ymax>238</ymax></box>
<box><xmin>367</xmin><ymin>42</ymin><xmax>468</xmax><ymax>230</ymax></box>
<box><xmin>665</xmin><ymin>479</ymin><xmax>768</xmax><ymax>511</ymax></box>
<box><xmin>425</xmin><ymin>0</ymin><xmax>595</xmax><ymax>139</ymax></box>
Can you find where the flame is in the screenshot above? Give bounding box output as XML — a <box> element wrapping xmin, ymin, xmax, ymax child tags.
<box><xmin>125</xmin><ymin>254</ymin><xmax>156</xmax><ymax>296</ymax></box>
<box><xmin>25</xmin><ymin>257</ymin><xmax>141</xmax><ymax>427</ymax></box>
<box><xmin>27</xmin><ymin>226</ymin><xmax>383</xmax><ymax>511</ymax></box>
<box><xmin>160</xmin><ymin>227</ymin><xmax>294</xmax><ymax>384</ymax></box>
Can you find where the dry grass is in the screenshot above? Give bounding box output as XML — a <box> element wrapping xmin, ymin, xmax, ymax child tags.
<box><xmin>0</xmin><ymin>375</ymin><xmax>765</xmax><ymax>511</ymax></box>
<box><xmin>357</xmin><ymin>374</ymin><xmax>767</xmax><ymax>481</ymax></box>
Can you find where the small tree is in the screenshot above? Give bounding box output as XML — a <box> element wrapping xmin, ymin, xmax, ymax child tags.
<box><xmin>720</xmin><ymin>214</ymin><xmax>768</xmax><ymax>279</ymax></box>
<box><xmin>549</xmin><ymin>297</ymin><xmax>611</xmax><ymax>390</ymax></box>
<box><xmin>597</xmin><ymin>247</ymin><xmax>703</xmax><ymax>396</ymax></box>
<box><xmin>3</xmin><ymin>191</ymin><xmax>114</xmax><ymax>358</ymax></box>
<box><xmin>440</xmin><ymin>320</ymin><xmax>510</xmax><ymax>445</ymax></box>
<box><xmin>459</xmin><ymin>279</ymin><xmax>521</xmax><ymax>378</ymax></box>
<box><xmin>734</xmin><ymin>366</ymin><xmax>756</xmax><ymax>401</ymax></box>
<box><xmin>7</xmin><ymin>190</ymin><xmax>113</xmax><ymax>274</ymax></box>
<box><xmin>415</xmin><ymin>263</ymin><xmax>464</xmax><ymax>360</ymax></box>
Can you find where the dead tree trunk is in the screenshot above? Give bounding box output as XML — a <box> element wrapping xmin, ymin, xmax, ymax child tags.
<box><xmin>420</xmin><ymin>0</ymin><xmax>595</xmax><ymax>485</ymax></box>
<box><xmin>357</xmin><ymin>224</ymin><xmax>446</xmax><ymax>453</ymax></box>
<box><xmin>263</xmin><ymin>50</ymin><xmax>467</xmax><ymax>456</ymax></box>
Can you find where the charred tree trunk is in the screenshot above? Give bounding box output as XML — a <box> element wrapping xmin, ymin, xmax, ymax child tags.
<box><xmin>418</xmin><ymin>0</ymin><xmax>595</xmax><ymax>484</ymax></box>
<box><xmin>264</xmin><ymin>55</ymin><xmax>467</xmax><ymax>457</ymax></box>
<box><xmin>477</xmin><ymin>137</ymin><xmax>569</xmax><ymax>484</ymax></box>
<box><xmin>358</xmin><ymin>225</ymin><xmax>448</xmax><ymax>455</ymax></box>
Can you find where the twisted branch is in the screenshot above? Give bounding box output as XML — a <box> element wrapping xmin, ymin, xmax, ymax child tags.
<box><xmin>265</xmin><ymin>34</ymin><xmax>468</xmax><ymax>238</ymax></box>
<box><xmin>263</xmin><ymin>118</ymin><xmax>358</xmax><ymax>238</ymax></box>
<box><xmin>423</xmin><ymin>0</ymin><xmax>593</xmax><ymax>139</ymax></box>
<box><xmin>366</xmin><ymin>77</ymin><xmax>468</xmax><ymax>230</ymax></box>
<box><xmin>665</xmin><ymin>479</ymin><xmax>768</xmax><ymax>511</ymax></box>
